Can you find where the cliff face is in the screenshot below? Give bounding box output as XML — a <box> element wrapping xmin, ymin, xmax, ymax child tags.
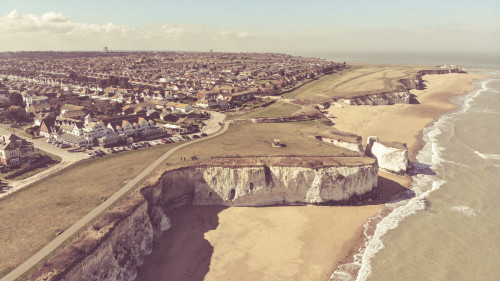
<box><xmin>366</xmin><ymin>136</ymin><xmax>409</xmax><ymax>174</ymax></box>
<box><xmin>343</xmin><ymin>91</ymin><xmax>411</xmax><ymax>106</ymax></box>
<box><xmin>29</xmin><ymin>157</ymin><xmax>378</xmax><ymax>281</ymax></box>
<box><xmin>60</xmin><ymin>202</ymin><xmax>153</xmax><ymax>281</ymax></box>
<box><xmin>342</xmin><ymin>69</ymin><xmax>466</xmax><ymax>106</ymax></box>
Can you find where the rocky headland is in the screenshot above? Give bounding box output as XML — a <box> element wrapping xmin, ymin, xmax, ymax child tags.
<box><xmin>27</xmin><ymin>156</ymin><xmax>378</xmax><ymax>281</ymax></box>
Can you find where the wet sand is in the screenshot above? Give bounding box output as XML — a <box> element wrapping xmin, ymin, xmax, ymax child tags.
<box><xmin>136</xmin><ymin>72</ymin><xmax>484</xmax><ymax>281</ymax></box>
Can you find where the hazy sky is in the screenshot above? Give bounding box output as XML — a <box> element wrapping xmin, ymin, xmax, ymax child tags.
<box><xmin>0</xmin><ymin>0</ymin><xmax>499</xmax><ymax>54</ymax></box>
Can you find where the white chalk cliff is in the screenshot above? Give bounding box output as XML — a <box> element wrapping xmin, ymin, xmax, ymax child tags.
<box><xmin>366</xmin><ymin>136</ymin><xmax>409</xmax><ymax>174</ymax></box>
<box><xmin>29</xmin><ymin>157</ymin><xmax>378</xmax><ymax>281</ymax></box>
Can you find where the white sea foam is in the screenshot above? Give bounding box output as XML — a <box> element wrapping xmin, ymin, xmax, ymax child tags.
<box><xmin>452</xmin><ymin>206</ymin><xmax>479</xmax><ymax>217</ymax></box>
<box><xmin>330</xmin><ymin>74</ymin><xmax>492</xmax><ymax>281</ymax></box>
<box><xmin>474</xmin><ymin>151</ymin><xmax>500</xmax><ymax>160</ymax></box>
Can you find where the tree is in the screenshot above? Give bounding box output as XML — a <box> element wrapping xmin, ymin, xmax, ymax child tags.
<box><xmin>2</xmin><ymin>107</ymin><xmax>29</xmax><ymax>122</ymax></box>
<box><xmin>9</xmin><ymin>92</ymin><xmax>23</xmax><ymax>106</ymax></box>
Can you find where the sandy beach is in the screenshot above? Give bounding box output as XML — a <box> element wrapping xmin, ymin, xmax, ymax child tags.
<box><xmin>331</xmin><ymin>73</ymin><xmax>484</xmax><ymax>159</ymax></box>
<box><xmin>136</xmin><ymin>72</ymin><xmax>484</xmax><ymax>281</ymax></box>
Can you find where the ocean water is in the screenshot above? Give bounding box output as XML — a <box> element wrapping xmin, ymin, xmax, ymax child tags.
<box><xmin>317</xmin><ymin>52</ymin><xmax>500</xmax><ymax>281</ymax></box>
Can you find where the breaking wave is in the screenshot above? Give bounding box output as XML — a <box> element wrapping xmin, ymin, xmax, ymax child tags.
<box><xmin>451</xmin><ymin>206</ymin><xmax>479</xmax><ymax>217</ymax></box>
<box><xmin>329</xmin><ymin>74</ymin><xmax>490</xmax><ymax>281</ymax></box>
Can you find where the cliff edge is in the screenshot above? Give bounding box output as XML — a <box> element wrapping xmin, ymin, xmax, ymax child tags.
<box><xmin>27</xmin><ymin>156</ymin><xmax>378</xmax><ymax>281</ymax></box>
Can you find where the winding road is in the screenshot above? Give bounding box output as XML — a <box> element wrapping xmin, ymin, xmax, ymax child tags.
<box><xmin>1</xmin><ymin>115</ymin><xmax>229</xmax><ymax>281</ymax></box>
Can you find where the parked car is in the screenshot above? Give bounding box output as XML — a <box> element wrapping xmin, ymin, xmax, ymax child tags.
<box><xmin>142</xmin><ymin>142</ymin><xmax>151</xmax><ymax>147</ymax></box>
<box><xmin>46</xmin><ymin>139</ymin><xmax>53</xmax><ymax>143</ymax></box>
<box><xmin>119</xmin><ymin>146</ymin><xmax>127</xmax><ymax>151</ymax></box>
<box><xmin>85</xmin><ymin>151</ymin><xmax>96</xmax><ymax>158</ymax></box>
<box><xmin>152</xmin><ymin>140</ymin><xmax>160</xmax><ymax>145</ymax></box>
<box><xmin>107</xmin><ymin>148</ymin><xmax>114</xmax><ymax>153</ymax></box>
<box><xmin>161</xmin><ymin>138</ymin><xmax>168</xmax><ymax>144</ymax></box>
<box><xmin>201</xmin><ymin>133</ymin><xmax>208</xmax><ymax>137</ymax></box>
<box><xmin>192</xmin><ymin>135</ymin><xmax>200</xmax><ymax>139</ymax></box>
<box><xmin>95</xmin><ymin>150</ymin><xmax>106</xmax><ymax>156</ymax></box>
<box><xmin>60</xmin><ymin>143</ymin><xmax>70</xmax><ymax>148</ymax></box>
<box><xmin>131</xmin><ymin>143</ymin><xmax>142</xmax><ymax>149</ymax></box>
<box><xmin>112</xmin><ymin>147</ymin><xmax>120</xmax><ymax>153</ymax></box>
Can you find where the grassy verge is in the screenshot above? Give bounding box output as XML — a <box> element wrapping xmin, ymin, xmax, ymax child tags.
<box><xmin>3</xmin><ymin>150</ymin><xmax>62</xmax><ymax>181</ymax></box>
<box><xmin>0</xmin><ymin>143</ymin><xmax>178</xmax><ymax>277</ymax></box>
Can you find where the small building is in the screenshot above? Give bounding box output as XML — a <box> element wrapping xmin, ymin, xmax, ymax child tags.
<box><xmin>272</xmin><ymin>139</ymin><xmax>281</xmax><ymax>147</ymax></box>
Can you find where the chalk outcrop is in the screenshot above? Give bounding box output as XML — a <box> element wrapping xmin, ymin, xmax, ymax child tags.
<box><xmin>343</xmin><ymin>91</ymin><xmax>411</xmax><ymax>106</ymax></box>
<box><xmin>366</xmin><ymin>136</ymin><xmax>409</xmax><ymax>174</ymax></box>
<box><xmin>315</xmin><ymin>129</ymin><xmax>364</xmax><ymax>154</ymax></box>
<box><xmin>28</xmin><ymin>156</ymin><xmax>378</xmax><ymax>281</ymax></box>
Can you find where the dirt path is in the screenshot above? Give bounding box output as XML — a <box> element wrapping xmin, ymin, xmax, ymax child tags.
<box><xmin>1</xmin><ymin>118</ymin><xmax>229</xmax><ymax>281</ymax></box>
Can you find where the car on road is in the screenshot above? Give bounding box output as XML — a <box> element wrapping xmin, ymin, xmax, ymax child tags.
<box><xmin>85</xmin><ymin>151</ymin><xmax>96</xmax><ymax>158</ymax></box>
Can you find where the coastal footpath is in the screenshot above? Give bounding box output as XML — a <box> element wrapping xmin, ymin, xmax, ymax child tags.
<box><xmin>27</xmin><ymin>156</ymin><xmax>378</xmax><ymax>280</ymax></box>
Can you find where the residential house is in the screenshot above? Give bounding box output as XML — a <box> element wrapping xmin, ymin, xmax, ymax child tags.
<box><xmin>28</xmin><ymin>103</ymin><xmax>52</xmax><ymax>115</ymax></box>
<box><xmin>0</xmin><ymin>134</ymin><xmax>35</xmax><ymax>167</ymax></box>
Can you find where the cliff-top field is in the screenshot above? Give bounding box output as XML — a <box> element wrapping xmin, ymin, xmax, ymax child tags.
<box><xmin>0</xmin><ymin>119</ymin><xmax>357</xmax><ymax>278</ymax></box>
<box><xmin>0</xmin><ymin>143</ymin><xmax>178</xmax><ymax>277</ymax></box>
<box><xmin>158</xmin><ymin>121</ymin><xmax>362</xmax><ymax>172</ymax></box>
<box><xmin>284</xmin><ymin>64</ymin><xmax>437</xmax><ymax>100</ymax></box>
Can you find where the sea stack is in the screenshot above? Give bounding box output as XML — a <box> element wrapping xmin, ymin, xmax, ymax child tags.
<box><xmin>366</xmin><ymin>136</ymin><xmax>409</xmax><ymax>174</ymax></box>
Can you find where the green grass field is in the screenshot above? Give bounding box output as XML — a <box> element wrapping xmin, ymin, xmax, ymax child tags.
<box><xmin>282</xmin><ymin>67</ymin><xmax>359</xmax><ymax>99</ymax></box>
<box><xmin>160</xmin><ymin>121</ymin><xmax>361</xmax><ymax>171</ymax></box>
<box><xmin>226</xmin><ymin>101</ymin><xmax>301</xmax><ymax>121</ymax></box>
<box><xmin>282</xmin><ymin>64</ymin><xmax>429</xmax><ymax>100</ymax></box>
<box><xmin>0</xmin><ymin>143</ymin><xmax>178</xmax><ymax>277</ymax></box>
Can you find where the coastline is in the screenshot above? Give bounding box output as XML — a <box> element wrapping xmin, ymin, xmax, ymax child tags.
<box><xmin>135</xmin><ymin>71</ymin><xmax>486</xmax><ymax>281</ymax></box>
<box><xmin>329</xmin><ymin>71</ymin><xmax>486</xmax><ymax>279</ymax></box>
<box><xmin>135</xmin><ymin>71</ymin><xmax>487</xmax><ymax>281</ymax></box>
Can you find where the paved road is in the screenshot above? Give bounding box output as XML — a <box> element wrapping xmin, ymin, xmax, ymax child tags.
<box><xmin>0</xmin><ymin>125</ymin><xmax>85</xmax><ymax>162</ymax></box>
<box><xmin>0</xmin><ymin>125</ymin><xmax>86</xmax><ymax>199</ymax></box>
<box><xmin>1</xmin><ymin>119</ymin><xmax>229</xmax><ymax>281</ymax></box>
<box><xmin>202</xmin><ymin>111</ymin><xmax>226</xmax><ymax>135</ymax></box>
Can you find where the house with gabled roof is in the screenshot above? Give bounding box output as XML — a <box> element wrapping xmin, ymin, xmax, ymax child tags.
<box><xmin>0</xmin><ymin>134</ymin><xmax>34</xmax><ymax>167</ymax></box>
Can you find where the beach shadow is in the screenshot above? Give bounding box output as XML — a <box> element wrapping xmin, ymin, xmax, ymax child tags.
<box><xmin>409</xmin><ymin>93</ymin><xmax>420</xmax><ymax>104</ymax></box>
<box><xmin>408</xmin><ymin>162</ymin><xmax>436</xmax><ymax>176</ymax></box>
<box><xmin>136</xmin><ymin>205</ymin><xmax>227</xmax><ymax>281</ymax></box>
<box><xmin>362</xmin><ymin>175</ymin><xmax>415</xmax><ymax>205</ymax></box>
